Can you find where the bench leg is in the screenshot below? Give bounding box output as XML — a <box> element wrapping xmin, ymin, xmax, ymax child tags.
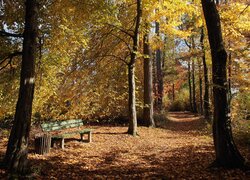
<box><xmin>80</xmin><ymin>133</ymin><xmax>84</xmax><ymax>141</ymax></box>
<box><xmin>87</xmin><ymin>132</ymin><xmax>92</xmax><ymax>143</ymax></box>
<box><xmin>51</xmin><ymin>139</ymin><xmax>55</xmax><ymax>148</ymax></box>
<box><xmin>60</xmin><ymin>138</ymin><xmax>65</xmax><ymax>149</ymax></box>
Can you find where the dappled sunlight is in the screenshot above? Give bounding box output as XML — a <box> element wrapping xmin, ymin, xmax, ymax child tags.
<box><xmin>1</xmin><ymin>112</ymin><xmax>249</xmax><ymax>178</ymax></box>
<box><xmin>168</xmin><ymin>112</ymin><xmax>201</xmax><ymax>122</ymax></box>
<box><xmin>0</xmin><ymin>0</ymin><xmax>249</xmax><ymax>178</ymax></box>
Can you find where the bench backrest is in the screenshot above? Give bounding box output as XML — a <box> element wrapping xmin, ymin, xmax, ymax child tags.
<box><xmin>41</xmin><ymin>119</ymin><xmax>84</xmax><ymax>132</ymax></box>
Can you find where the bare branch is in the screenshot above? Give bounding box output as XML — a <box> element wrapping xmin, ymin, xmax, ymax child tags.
<box><xmin>99</xmin><ymin>54</ymin><xmax>128</xmax><ymax>65</ymax></box>
<box><xmin>184</xmin><ymin>39</ymin><xmax>191</xmax><ymax>49</ymax></box>
<box><xmin>0</xmin><ymin>51</ymin><xmax>22</xmax><ymax>71</ymax></box>
<box><xmin>0</xmin><ymin>30</ymin><xmax>23</xmax><ymax>38</ymax></box>
<box><xmin>239</xmin><ymin>4</ymin><xmax>249</xmax><ymax>16</ymax></box>
<box><xmin>110</xmin><ymin>32</ymin><xmax>132</xmax><ymax>53</ymax></box>
<box><xmin>106</xmin><ymin>23</ymin><xmax>134</xmax><ymax>38</ymax></box>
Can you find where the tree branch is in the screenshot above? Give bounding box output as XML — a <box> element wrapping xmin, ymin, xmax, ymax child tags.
<box><xmin>0</xmin><ymin>51</ymin><xmax>22</xmax><ymax>71</ymax></box>
<box><xmin>184</xmin><ymin>39</ymin><xmax>191</xmax><ymax>49</ymax></box>
<box><xmin>110</xmin><ymin>32</ymin><xmax>132</xmax><ymax>53</ymax></box>
<box><xmin>0</xmin><ymin>30</ymin><xmax>23</xmax><ymax>38</ymax></box>
<box><xmin>106</xmin><ymin>23</ymin><xmax>134</xmax><ymax>38</ymax></box>
<box><xmin>239</xmin><ymin>4</ymin><xmax>249</xmax><ymax>16</ymax></box>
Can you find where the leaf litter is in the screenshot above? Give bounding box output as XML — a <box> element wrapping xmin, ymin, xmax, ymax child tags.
<box><xmin>0</xmin><ymin>112</ymin><xmax>249</xmax><ymax>179</ymax></box>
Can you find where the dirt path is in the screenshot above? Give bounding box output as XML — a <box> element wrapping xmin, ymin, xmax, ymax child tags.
<box><xmin>0</xmin><ymin>112</ymin><xmax>249</xmax><ymax>179</ymax></box>
<box><xmin>166</xmin><ymin>111</ymin><xmax>208</xmax><ymax>131</ymax></box>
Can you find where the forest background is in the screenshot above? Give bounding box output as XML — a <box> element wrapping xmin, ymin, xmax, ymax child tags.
<box><xmin>0</xmin><ymin>0</ymin><xmax>249</xmax><ymax>177</ymax></box>
<box><xmin>0</xmin><ymin>0</ymin><xmax>249</xmax><ymax>124</ymax></box>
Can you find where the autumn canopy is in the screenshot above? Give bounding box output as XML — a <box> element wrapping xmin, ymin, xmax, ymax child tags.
<box><xmin>0</xmin><ymin>0</ymin><xmax>249</xmax><ymax>179</ymax></box>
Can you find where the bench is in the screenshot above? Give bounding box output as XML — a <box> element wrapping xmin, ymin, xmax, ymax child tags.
<box><xmin>41</xmin><ymin>119</ymin><xmax>92</xmax><ymax>149</ymax></box>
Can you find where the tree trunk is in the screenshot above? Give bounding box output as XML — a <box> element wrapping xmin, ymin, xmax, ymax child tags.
<box><xmin>127</xmin><ymin>64</ymin><xmax>137</xmax><ymax>136</ymax></box>
<box><xmin>172</xmin><ymin>83</ymin><xmax>175</xmax><ymax>101</ymax></box>
<box><xmin>192</xmin><ymin>58</ymin><xmax>197</xmax><ymax>113</ymax></box>
<box><xmin>3</xmin><ymin>0</ymin><xmax>38</xmax><ymax>175</ymax></box>
<box><xmin>143</xmin><ymin>32</ymin><xmax>155</xmax><ymax>127</ymax></box>
<box><xmin>202</xmin><ymin>0</ymin><xmax>245</xmax><ymax>168</ymax></box>
<box><xmin>198</xmin><ymin>58</ymin><xmax>203</xmax><ymax>115</ymax></box>
<box><xmin>155</xmin><ymin>21</ymin><xmax>163</xmax><ymax>110</ymax></box>
<box><xmin>200</xmin><ymin>28</ymin><xmax>210</xmax><ymax>121</ymax></box>
<box><xmin>127</xmin><ymin>0</ymin><xmax>142</xmax><ymax>136</ymax></box>
<box><xmin>228</xmin><ymin>50</ymin><xmax>232</xmax><ymax>100</ymax></box>
<box><xmin>188</xmin><ymin>61</ymin><xmax>193</xmax><ymax>111</ymax></box>
<box><xmin>153</xmin><ymin>55</ymin><xmax>157</xmax><ymax>107</ymax></box>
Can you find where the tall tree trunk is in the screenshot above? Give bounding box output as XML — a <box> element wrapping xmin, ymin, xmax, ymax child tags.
<box><xmin>202</xmin><ymin>0</ymin><xmax>245</xmax><ymax>168</ymax></box>
<box><xmin>188</xmin><ymin>61</ymin><xmax>193</xmax><ymax>111</ymax></box>
<box><xmin>3</xmin><ymin>0</ymin><xmax>38</xmax><ymax>175</ymax></box>
<box><xmin>172</xmin><ymin>83</ymin><xmax>175</xmax><ymax>102</ymax></box>
<box><xmin>155</xmin><ymin>21</ymin><xmax>163</xmax><ymax>110</ymax></box>
<box><xmin>192</xmin><ymin>58</ymin><xmax>197</xmax><ymax>113</ymax></box>
<box><xmin>153</xmin><ymin>54</ymin><xmax>157</xmax><ymax>105</ymax></box>
<box><xmin>200</xmin><ymin>28</ymin><xmax>210</xmax><ymax>121</ymax></box>
<box><xmin>228</xmin><ymin>50</ymin><xmax>232</xmax><ymax>100</ymax></box>
<box><xmin>127</xmin><ymin>64</ymin><xmax>137</xmax><ymax>136</ymax></box>
<box><xmin>143</xmin><ymin>32</ymin><xmax>155</xmax><ymax>127</ymax></box>
<box><xmin>127</xmin><ymin>0</ymin><xmax>142</xmax><ymax>136</ymax></box>
<box><xmin>198</xmin><ymin>58</ymin><xmax>203</xmax><ymax>115</ymax></box>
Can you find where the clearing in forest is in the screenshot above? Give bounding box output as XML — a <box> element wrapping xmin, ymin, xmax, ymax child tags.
<box><xmin>0</xmin><ymin>112</ymin><xmax>249</xmax><ymax>179</ymax></box>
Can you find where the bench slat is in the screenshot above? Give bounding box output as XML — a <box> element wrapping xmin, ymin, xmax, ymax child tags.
<box><xmin>41</xmin><ymin>119</ymin><xmax>92</xmax><ymax>148</ymax></box>
<box><xmin>52</xmin><ymin>129</ymin><xmax>92</xmax><ymax>139</ymax></box>
<box><xmin>41</xmin><ymin>119</ymin><xmax>83</xmax><ymax>131</ymax></box>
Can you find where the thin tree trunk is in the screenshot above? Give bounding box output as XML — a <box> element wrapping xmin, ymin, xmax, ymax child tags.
<box><xmin>172</xmin><ymin>83</ymin><xmax>175</xmax><ymax>101</ymax></box>
<box><xmin>143</xmin><ymin>32</ymin><xmax>155</xmax><ymax>127</ymax></box>
<box><xmin>228</xmin><ymin>50</ymin><xmax>232</xmax><ymax>100</ymax></box>
<box><xmin>3</xmin><ymin>0</ymin><xmax>38</xmax><ymax>175</ymax></box>
<box><xmin>127</xmin><ymin>0</ymin><xmax>142</xmax><ymax>136</ymax></box>
<box><xmin>198</xmin><ymin>58</ymin><xmax>203</xmax><ymax>115</ymax></box>
<box><xmin>192</xmin><ymin>58</ymin><xmax>197</xmax><ymax>113</ymax></box>
<box><xmin>200</xmin><ymin>28</ymin><xmax>210</xmax><ymax>121</ymax></box>
<box><xmin>188</xmin><ymin>61</ymin><xmax>193</xmax><ymax>111</ymax></box>
<box><xmin>153</xmin><ymin>54</ymin><xmax>157</xmax><ymax>106</ymax></box>
<box><xmin>155</xmin><ymin>21</ymin><xmax>163</xmax><ymax>110</ymax></box>
<box><xmin>202</xmin><ymin>0</ymin><xmax>245</xmax><ymax>168</ymax></box>
<box><xmin>127</xmin><ymin>64</ymin><xmax>137</xmax><ymax>136</ymax></box>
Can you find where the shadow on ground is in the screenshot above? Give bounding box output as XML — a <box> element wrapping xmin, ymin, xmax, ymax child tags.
<box><xmin>0</xmin><ymin>112</ymin><xmax>249</xmax><ymax>179</ymax></box>
<box><xmin>21</xmin><ymin>145</ymin><xmax>249</xmax><ymax>179</ymax></box>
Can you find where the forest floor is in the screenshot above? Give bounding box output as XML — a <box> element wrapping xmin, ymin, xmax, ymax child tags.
<box><xmin>0</xmin><ymin>111</ymin><xmax>250</xmax><ymax>179</ymax></box>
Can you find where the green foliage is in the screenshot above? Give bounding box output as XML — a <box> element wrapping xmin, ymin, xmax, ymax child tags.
<box><xmin>232</xmin><ymin>90</ymin><xmax>250</xmax><ymax>121</ymax></box>
<box><xmin>168</xmin><ymin>88</ymin><xmax>190</xmax><ymax>111</ymax></box>
<box><xmin>0</xmin><ymin>0</ymin><xmax>249</xmax><ymax>126</ymax></box>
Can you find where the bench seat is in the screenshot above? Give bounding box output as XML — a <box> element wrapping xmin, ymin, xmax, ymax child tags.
<box><xmin>41</xmin><ymin>119</ymin><xmax>92</xmax><ymax>149</ymax></box>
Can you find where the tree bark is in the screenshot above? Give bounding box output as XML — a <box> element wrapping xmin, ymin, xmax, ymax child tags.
<box><xmin>188</xmin><ymin>61</ymin><xmax>193</xmax><ymax>111</ymax></box>
<box><xmin>155</xmin><ymin>21</ymin><xmax>163</xmax><ymax>110</ymax></box>
<box><xmin>202</xmin><ymin>0</ymin><xmax>245</xmax><ymax>168</ymax></box>
<box><xmin>191</xmin><ymin>57</ymin><xmax>197</xmax><ymax>113</ymax></box>
<box><xmin>127</xmin><ymin>64</ymin><xmax>137</xmax><ymax>136</ymax></box>
<box><xmin>127</xmin><ymin>0</ymin><xmax>142</xmax><ymax>136</ymax></box>
<box><xmin>153</xmin><ymin>55</ymin><xmax>158</xmax><ymax>105</ymax></box>
<box><xmin>228</xmin><ymin>50</ymin><xmax>232</xmax><ymax>100</ymax></box>
<box><xmin>200</xmin><ymin>28</ymin><xmax>210</xmax><ymax>121</ymax></box>
<box><xmin>3</xmin><ymin>0</ymin><xmax>38</xmax><ymax>175</ymax></box>
<box><xmin>198</xmin><ymin>58</ymin><xmax>203</xmax><ymax>115</ymax></box>
<box><xmin>143</xmin><ymin>32</ymin><xmax>155</xmax><ymax>127</ymax></box>
<box><xmin>172</xmin><ymin>83</ymin><xmax>175</xmax><ymax>102</ymax></box>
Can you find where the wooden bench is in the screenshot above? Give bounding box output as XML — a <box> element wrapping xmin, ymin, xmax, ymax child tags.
<box><xmin>41</xmin><ymin>119</ymin><xmax>92</xmax><ymax>149</ymax></box>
